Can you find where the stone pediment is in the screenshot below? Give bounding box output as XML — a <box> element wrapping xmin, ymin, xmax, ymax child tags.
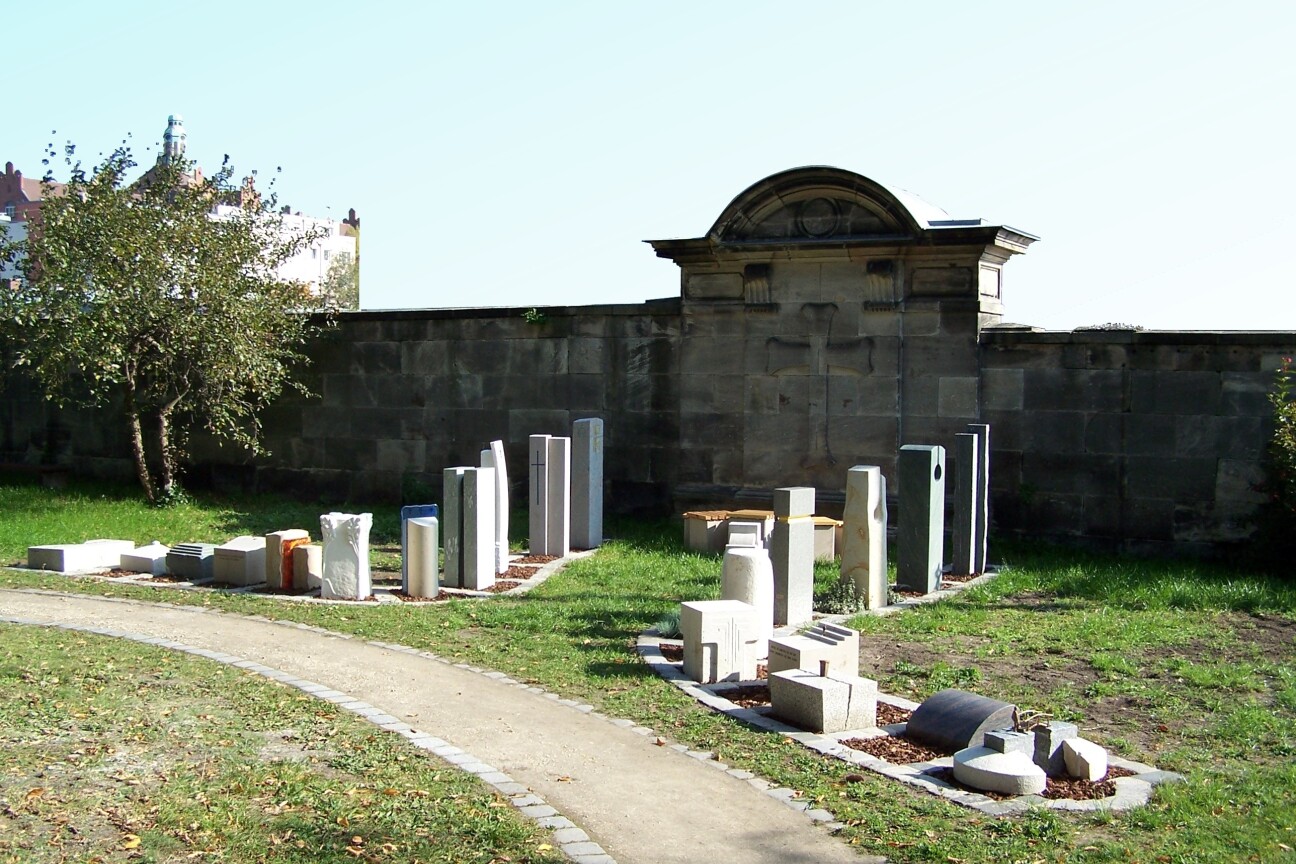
<box><xmin>708</xmin><ymin>166</ymin><xmax>928</xmax><ymax>244</ymax></box>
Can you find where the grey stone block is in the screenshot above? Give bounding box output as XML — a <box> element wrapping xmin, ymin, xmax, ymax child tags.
<box><xmin>896</xmin><ymin>445</ymin><xmax>945</xmax><ymax>593</ymax></box>
<box><xmin>1033</xmin><ymin>721</ymin><xmax>1079</xmax><ymax>776</ymax></box>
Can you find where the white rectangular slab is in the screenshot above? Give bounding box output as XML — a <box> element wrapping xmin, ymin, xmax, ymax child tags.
<box><xmin>571</xmin><ymin>418</ymin><xmax>603</xmax><ymax>550</ymax></box>
<box><xmin>214</xmin><ymin>536</ymin><xmax>267</xmax><ymax>587</ymax></box>
<box><xmin>320</xmin><ymin>512</ymin><xmax>372</xmax><ymax>600</ymax></box>
<box><xmin>545</xmin><ymin>436</ymin><xmax>571</xmax><ymax>558</ymax></box>
<box><xmin>120</xmin><ymin>542</ymin><xmax>169</xmax><ymax>576</ymax></box>
<box><xmin>28</xmin><ymin>539</ymin><xmax>135</xmax><ymax>573</ymax></box>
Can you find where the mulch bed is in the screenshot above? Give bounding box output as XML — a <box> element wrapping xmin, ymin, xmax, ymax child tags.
<box><xmin>501</xmin><ymin>565</ymin><xmax>540</xmax><ymax>579</ymax></box>
<box><xmin>657</xmin><ymin>643</ymin><xmax>684</xmax><ymax>662</ymax></box>
<box><xmin>718</xmin><ymin>684</ymin><xmax>770</xmax><ymax>708</ymax></box>
<box><xmin>877</xmin><ymin>703</ymin><xmax>912</xmax><ymax>725</ymax></box>
<box><xmin>922</xmin><ymin>765</ymin><xmax>1136</xmax><ymax>801</ymax></box>
<box><xmin>843</xmin><ymin>734</ymin><xmax>949</xmax><ymax>764</ymax></box>
<box><xmin>941</xmin><ymin>572</ymin><xmax>980</xmax><ymax>584</ymax></box>
<box><xmin>514</xmin><ymin>554</ymin><xmax>558</xmax><ymax>565</ymax></box>
<box><xmin>394</xmin><ymin>590</ymin><xmax>453</xmax><ymax>602</ymax></box>
<box><xmin>481</xmin><ymin>580</ymin><xmax>522</xmax><ymax>594</ymax></box>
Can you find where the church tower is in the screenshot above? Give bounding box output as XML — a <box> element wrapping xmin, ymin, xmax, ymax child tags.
<box><xmin>161</xmin><ymin>114</ymin><xmax>187</xmax><ymax>164</ymax></box>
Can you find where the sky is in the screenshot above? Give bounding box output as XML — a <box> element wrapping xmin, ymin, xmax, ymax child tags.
<box><xmin>6</xmin><ymin>1</ymin><xmax>1295</xmax><ymax>331</ymax></box>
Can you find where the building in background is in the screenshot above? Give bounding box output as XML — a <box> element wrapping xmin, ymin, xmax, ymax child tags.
<box><xmin>1</xmin><ymin>115</ymin><xmax>360</xmax><ymax>307</ymax></box>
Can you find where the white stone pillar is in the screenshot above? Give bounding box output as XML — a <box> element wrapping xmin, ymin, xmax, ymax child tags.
<box><xmin>571</xmin><ymin>418</ymin><xmax>604</xmax><ymax>549</ymax></box>
<box><xmin>320</xmin><ymin>512</ymin><xmax>372</xmax><ymax>601</ymax></box>
<box><xmin>545</xmin><ymin>436</ymin><xmax>571</xmax><ymax>558</ymax></box>
<box><xmin>463</xmin><ymin>466</ymin><xmax>497</xmax><ymax>590</ymax></box>
<box><xmin>528</xmin><ymin>434</ymin><xmax>551</xmax><ymax>555</ymax></box>
<box><xmin>721</xmin><ymin>546</ymin><xmax>774</xmax><ymax>657</ymax></box>
<box><xmin>406</xmin><ymin>516</ymin><xmax>440</xmax><ymax>598</ymax></box>
<box><xmin>770</xmin><ymin>486</ymin><xmax>815</xmax><ymax>626</ymax></box>
<box><xmin>841</xmin><ymin>465</ymin><xmax>888</xmax><ymax>609</ymax></box>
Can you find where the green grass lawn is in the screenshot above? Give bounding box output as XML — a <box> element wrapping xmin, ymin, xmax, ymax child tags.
<box><xmin>2</xmin><ymin>478</ymin><xmax>1295</xmax><ymax>863</ymax></box>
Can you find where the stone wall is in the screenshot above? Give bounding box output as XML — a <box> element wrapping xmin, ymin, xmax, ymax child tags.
<box><xmin>981</xmin><ymin>329</ymin><xmax>1293</xmax><ymax>556</ymax></box>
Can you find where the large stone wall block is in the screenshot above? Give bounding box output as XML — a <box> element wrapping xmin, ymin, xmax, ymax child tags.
<box><xmin>982</xmin><ymin>368</ymin><xmax>1024</xmax><ymax>411</ymax></box>
<box><xmin>938</xmin><ymin>377</ymin><xmax>979</xmax><ymax>418</ymax></box>
<box><xmin>897</xmin><ymin>445</ymin><xmax>946</xmax><ymax>593</ymax></box>
<box><xmin>1130</xmin><ymin>370</ymin><xmax>1222</xmax><ymax>415</ymax></box>
<box><xmin>1024</xmin><ymin>368</ymin><xmax>1125</xmax><ymax>413</ymax></box>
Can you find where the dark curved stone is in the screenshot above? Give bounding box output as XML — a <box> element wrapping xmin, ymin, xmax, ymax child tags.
<box><xmin>905</xmin><ymin>689</ymin><xmax>1016</xmax><ymax>753</ymax></box>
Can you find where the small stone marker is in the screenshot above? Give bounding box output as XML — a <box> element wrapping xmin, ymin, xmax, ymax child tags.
<box><xmin>840</xmin><ymin>466</ymin><xmax>888</xmax><ymax>609</ymax></box>
<box><xmin>265</xmin><ymin>529</ymin><xmax>310</xmax><ymax>592</ymax></box>
<box><xmin>120</xmin><ymin>542</ymin><xmax>169</xmax><ymax>576</ymax></box>
<box><xmin>1062</xmin><ymin>737</ymin><xmax>1108</xmax><ymax>781</ymax></box>
<box><xmin>1033</xmin><ymin>721</ymin><xmax>1080</xmax><ymax>777</ymax></box>
<box><xmin>906</xmin><ymin>689</ymin><xmax>1016</xmax><ymax>753</ymax></box>
<box><xmin>406</xmin><ymin>516</ymin><xmax>440</xmax><ymax>598</ymax></box>
<box><xmin>320</xmin><ymin>512</ymin><xmax>372</xmax><ymax>601</ymax></box>
<box><xmin>166</xmin><ymin>543</ymin><xmax>215</xmax><ymax>581</ymax></box>
<box><xmin>897</xmin><ymin>445</ymin><xmax>946</xmax><ymax>594</ymax></box>
<box><xmin>769</xmin><ymin>668</ymin><xmax>878</xmax><ymax>734</ymax></box>
<box><xmin>571</xmin><ymin>418</ymin><xmax>604</xmax><ymax>550</ymax></box>
<box><xmin>214</xmin><ymin>536</ymin><xmax>267</xmax><ymax>587</ymax></box>
<box><xmin>28</xmin><ymin>539</ymin><xmax>135</xmax><ymax>573</ymax></box>
<box><xmin>726</xmin><ymin>520</ymin><xmax>763</xmax><ymax>548</ymax></box>
<box><xmin>292</xmin><ymin>544</ymin><xmax>322</xmax><ymax>591</ymax></box>
<box><xmin>729</xmin><ymin>509</ymin><xmax>774</xmax><ymax>543</ymax></box>
<box><xmin>720</xmin><ymin>546</ymin><xmax>774</xmax><ymax>657</ymax></box>
<box><xmin>967</xmin><ymin>422</ymin><xmax>991</xmax><ymax>573</ymax></box>
<box><xmin>767</xmin><ymin>622</ymin><xmax>859</xmax><ymax>677</ymax></box>
<box><xmin>679</xmin><ymin>599</ymin><xmax>758</xmax><ymax>683</ymax></box>
<box><xmin>984</xmin><ymin>729</ymin><xmax>1034</xmax><ymax>756</ymax></box>
<box><xmin>400</xmin><ymin>504</ymin><xmax>439</xmax><ymax>591</ymax></box>
<box><xmin>952</xmin><ymin>747</ymin><xmax>1046</xmax><ymax>796</ymax></box>
<box><xmin>951</xmin><ymin>432</ymin><xmax>979</xmax><ymax>577</ymax></box>
<box><xmin>770</xmin><ymin>487</ymin><xmax>815</xmax><ymax>627</ymax></box>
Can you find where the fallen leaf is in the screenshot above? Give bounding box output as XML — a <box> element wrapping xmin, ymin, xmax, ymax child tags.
<box><xmin>121</xmin><ymin>834</ymin><xmax>141</xmax><ymax>850</ymax></box>
<box><xmin>25</xmin><ymin>788</ymin><xmax>46</xmax><ymax>801</ymax></box>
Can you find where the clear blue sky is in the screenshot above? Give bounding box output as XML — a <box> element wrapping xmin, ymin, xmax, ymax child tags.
<box><xmin>8</xmin><ymin>1</ymin><xmax>1294</xmax><ymax>330</ymax></box>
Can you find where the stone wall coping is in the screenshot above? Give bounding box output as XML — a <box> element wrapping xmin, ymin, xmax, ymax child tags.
<box><xmin>306</xmin><ymin>297</ymin><xmax>682</xmax><ymax>325</ymax></box>
<box><xmin>981</xmin><ymin>328</ymin><xmax>1296</xmax><ymax>347</ymax></box>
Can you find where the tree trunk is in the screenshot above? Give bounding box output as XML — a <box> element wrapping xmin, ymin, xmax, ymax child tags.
<box><xmin>123</xmin><ymin>382</ymin><xmax>157</xmax><ymax>504</ymax></box>
<box><xmin>157</xmin><ymin>409</ymin><xmax>176</xmax><ymax>501</ymax></box>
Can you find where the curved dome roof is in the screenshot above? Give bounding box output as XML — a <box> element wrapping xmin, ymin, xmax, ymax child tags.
<box><xmin>707</xmin><ymin>165</ymin><xmax>973</xmax><ymax>243</ymax></box>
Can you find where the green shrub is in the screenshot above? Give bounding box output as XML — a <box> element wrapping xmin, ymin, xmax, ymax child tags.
<box><xmin>1255</xmin><ymin>356</ymin><xmax>1296</xmax><ymax>569</ymax></box>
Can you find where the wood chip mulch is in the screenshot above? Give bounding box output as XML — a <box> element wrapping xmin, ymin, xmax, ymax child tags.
<box><xmin>481</xmin><ymin>580</ymin><xmax>522</xmax><ymax>594</ymax></box>
<box><xmin>922</xmin><ymin>765</ymin><xmax>1136</xmax><ymax>801</ymax></box>
<box><xmin>514</xmin><ymin>554</ymin><xmax>558</xmax><ymax>564</ymax></box>
<box><xmin>842</xmin><ymin>734</ymin><xmax>950</xmax><ymax>764</ymax></box>
<box><xmin>657</xmin><ymin>643</ymin><xmax>683</xmax><ymax>662</ymax></box>
<box><xmin>876</xmin><ymin>703</ymin><xmax>912</xmax><ymax>725</ymax></box>
<box><xmin>501</xmin><ymin>565</ymin><xmax>540</xmax><ymax>579</ymax></box>
<box><xmin>941</xmin><ymin>572</ymin><xmax>980</xmax><ymax>584</ymax></box>
<box><xmin>394</xmin><ymin>590</ymin><xmax>453</xmax><ymax>602</ymax></box>
<box><xmin>717</xmin><ymin>684</ymin><xmax>770</xmax><ymax>708</ymax></box>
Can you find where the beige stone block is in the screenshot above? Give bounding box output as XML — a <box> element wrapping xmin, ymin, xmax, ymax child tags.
<box><xmin>938</xmin><ymin>377</ymin><xmax>980</xmax><ymax>418</ymax></box>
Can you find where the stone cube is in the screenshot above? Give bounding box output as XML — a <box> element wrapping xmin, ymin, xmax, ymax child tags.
<box><xmin>812</xmin><ymin>517</ymin><xmax>840</xmax><ymax>561</ymax></box>
<box><xmin>120</xmin><ymin>542</ymin><xmax>169</xmax><ymax>576</ymax></box>
<box><xmin>769</xmin><ymin>668</ymin><xmax>877</xmax><ymax>734</ymax></box>
<box><xmin>214</xmin><ymin>536</ymin><xmax>267</xmax><ymax>587</ymax></box>
<box><xmin>726</xmin><ymin>520</ymin><xmax>763</xmax><ymax>548</ymax></box>
<box><xmin>292</xmin><ymin>543</ymin><xmax>322</xmax><ymax>592</ymax></box>
<box><xmin>683</xmin><ymin>511</ymin><xmax>728</xmax><ymax>554</ymax></box>
<box><xmin>265</xmin><ymin>529</ymin><xmax>310</xmax><ymax>592</ymax></box>
<box><xmin>166</xmin><ymin>543</ymin><xmax>215</xmax><ymax>581</ymax></box>
<box><xmin>1033</xmin><ymin>721</ymin><xmax>1080</xmax><ymax>777</ymax></box>
<box><xmin>984</xmin><ymin>729</ymin><xmax>1033</xmax><ymax>756</ymax></box>
<box><xmin>679</xmin><ymin>600</ymin><xmax>758</xmax><ymax>683</ymax></box>
<box><xmin>1063</xmin><ymin>737</ymin><xmax>1108</xmax><ymax>781</ymax></box>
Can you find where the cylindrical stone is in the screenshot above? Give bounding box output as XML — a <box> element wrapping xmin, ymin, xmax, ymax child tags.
<box><xmin>905</xmin><ymin>688</ymin><xmax>1016</xmax><ymax>753</ymax></box>
<box><xmin>407</xmin><ymin>516</ymin><xmax>440</xmax><ymax>599</ymax></box>
<box><xmin>720</xmin><ymin>547</ymin><xmax>774</xmax><ymax>656</ymax></box>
